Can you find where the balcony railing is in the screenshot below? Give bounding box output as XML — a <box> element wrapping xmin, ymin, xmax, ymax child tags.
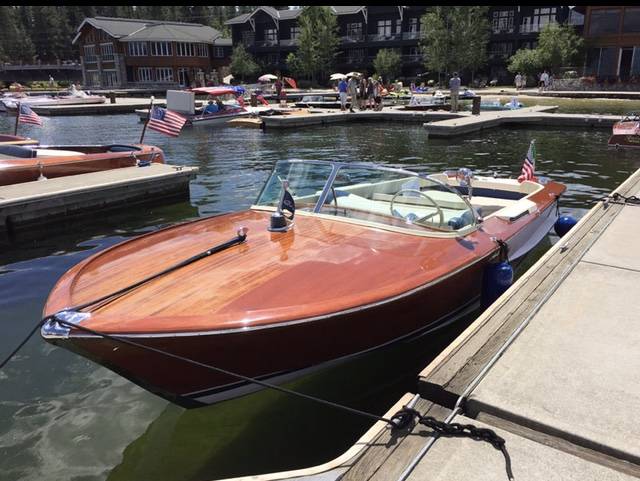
<box><xmin>402</xmin><ymin>31</ymin><xmax>424</xmax><ymax>40</ymax></box>
<box><xmin>280</xmin><ymin>38</ymin><xmax>299</xmax><ymax>47</ymax></box>
<box><xmin>492</xmin><ymin>27</ymin><xmax>515</xmax><ymax>35</ymax></box>
<box><xmin>255</xmin><ymin>39</ymin><xmax>278</xmax><ymax>47</ymax></box>
<box><xmin>367</xmin><ymin>33</ymin><xmax>402</xmax><ymax>42</ymax></box>
<box><xmin>341</xmin><ymin>34</ymin><xmax>365</xmax><ymax>43</ymax></box>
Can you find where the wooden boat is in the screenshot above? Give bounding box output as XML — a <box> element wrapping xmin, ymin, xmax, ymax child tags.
<box><xmin>608</xmin><ymin>112</ymin><xmax>640</xmax><ymax>149</ymax></box>
<box><xmin>41</xmin><ymin>160</ymin><xmax>565</xmax><ymax>407</ymax></box>
<box><xmin>0</xmin><ymin>134</ymin><xmax>39</xmax><ymax>146</ymax></box>
<box><xmin>0</xmin><ymin>143</ymin><xmax>164</xmax><ymax>186</ymax></box>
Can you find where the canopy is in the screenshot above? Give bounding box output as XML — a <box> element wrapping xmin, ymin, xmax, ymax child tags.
<box><xmin>330</xmin><ymin>73</ymin><xmax>346</xmax><ymax>80</ymax></box>
<box><xmin>258</xmin><ymin>74</ymin><xmax>278</xmax><ymax>82</ymax></box>
<box><xmin>222</xmin><ymin>74</ymin><xmax>234</xmax><ymax>85</ymax></box>
<box><xmin>346</xmin><ymin>72</ymin><xmax>361</xmax><ymax>78</ymax></box>
<box><xmin>190</xmin><ymin>86</ymin><xmax>245</xmax><ymax>97</ymax></box>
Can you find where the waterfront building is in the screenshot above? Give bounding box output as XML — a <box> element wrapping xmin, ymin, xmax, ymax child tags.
<box><xmin>226</xmin><ymin>6</ymin><xmax>579</xmax><ymax>84</ymax></box>
<box><xmin>73</xmin><ymin>17</ymin><xmax>232</xmax><ymax>89</ymax></box>
<box><xmin>578</xmin><ymin>6</ymin><xmax>640</xmax><ymax>81</ymax></box>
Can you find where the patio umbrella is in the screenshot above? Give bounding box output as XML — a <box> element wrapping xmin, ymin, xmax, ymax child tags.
<box><xmin>222</xmin><ymin>74</ymin><xmax>234</xmax><ymax>84</ymax></box>
<box><xmin>346</xmin><ymin>72</ymin><xmax>361</xmax><ymax>78</ymax></box>
<box><xmin>330</xmin><ymin>73</ymin><xmax>347</xmax><ymax>80</ymax></box>
<box><xmin>258</xmin><ymin>74</ymin><xmax>278</xmax><ymax>82</ymax></box>
<box><xmin>283</xmin><ymin>77</ymin><xmax>297</xmax><ymax>89</ymax></box>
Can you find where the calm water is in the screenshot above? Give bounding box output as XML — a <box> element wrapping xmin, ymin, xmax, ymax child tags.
<box><xmin>0</xmin><ymin>113</ymin><xmax>639</xmax><ymax>481</ymax></box>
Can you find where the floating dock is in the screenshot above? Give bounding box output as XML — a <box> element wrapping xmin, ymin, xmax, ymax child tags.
<box><xmin>0</xmin><ymin>163</ymin><xmax>197</xmax><ymax>237</ymax></box>
<box><xmin>28</xmin><ymin>97</ymin><xmax>167</xmax><ymax>116</ymax></box>
<box><xmin>219</xmin><ymin>167</ymin><xmax>640</xmax><ymax>481</ymax></box>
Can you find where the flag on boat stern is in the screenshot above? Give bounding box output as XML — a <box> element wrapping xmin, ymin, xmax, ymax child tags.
<box><xmin>282</xmin><ymin>189</ymin><xmax>295</xmax><ymax>219</ymax></box>
<box><xmin>148</xmin><ymin>106</ymin><xmax>188</xmax><ymax>137</ymax></box>
<box><xmin>517</xmin><ymin>140</ymin><xmax>536</xmax><ymax>183</ymax></box>
<box><xmin>18</xmin><ymin>103</ymin><xmax>43</xmax><ymax>126</ymax></box>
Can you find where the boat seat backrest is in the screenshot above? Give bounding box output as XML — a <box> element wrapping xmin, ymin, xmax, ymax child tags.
<box><xmin>0</xmin><ymin>145</ymin><xmax>36</xmax><ymax>158</ymax></box>
<box><xmin>107</xmin><ymin>144</ymin><xmax>140</xmax><ymax>152</ymax></box>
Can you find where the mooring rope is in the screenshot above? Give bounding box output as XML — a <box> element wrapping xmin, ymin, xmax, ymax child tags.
<box><xmin>601</xmin><ymin>192</ymin><xmax>640</xmax><ymax>206</ymax></box>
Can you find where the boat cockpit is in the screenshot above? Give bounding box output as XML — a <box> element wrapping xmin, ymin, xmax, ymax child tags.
<box><xmin>254</xmin><ymin>160</ymin><xmax>542</xmax><ymax>237</ymax></box>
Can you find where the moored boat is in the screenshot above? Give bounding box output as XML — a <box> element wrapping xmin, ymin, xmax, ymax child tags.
<box><xmin>0</xmin><ymin>134</ymin><xmax>39</xmax><ymax>146</ymax></box>
<box><xmin>41</xmin><ymin>159</ymin><xmax>565</xmax><ymax>408</ymax></box>
<box><xmin>0</xmin><ymin>143</ymin><xmax>164</xmax><ymax>186</ymax></box>
<box><xmin>608</xmin><ymin>112</ymin><xmax>640</xmax><ymax>149</ymax></box>
<box><xmin>1</xmin><ymin>89</ymin><xmax>106</xmax><ymax>111</ymax></box>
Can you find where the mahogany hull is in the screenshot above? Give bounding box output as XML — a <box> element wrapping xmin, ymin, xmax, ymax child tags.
<box><xmin>608</xmin><ymin>134</ymin><xmax>640</xmax><ymax>149</ymax></box>
<box><xmin>42</xmin><ymin>178</ymin><xmax>565</xmax><ymax>407</ymax></box>
<box><xmin>0</xmin><ymin>144</ymin><xmax>164</xmax><ymax>186</ymax></box>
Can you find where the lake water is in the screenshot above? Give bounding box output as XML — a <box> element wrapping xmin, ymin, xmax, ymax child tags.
<box><xmin>0</xmin><ymin>112</ymin><xmax>639</xmax><ymax>481</ymax></box>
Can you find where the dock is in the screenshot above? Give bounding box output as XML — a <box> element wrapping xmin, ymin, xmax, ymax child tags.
<box><xmin>219</xmin><ymin>167</ymin><xmax>640</xmax><ymax>481</ymax></box>
<box><xmin>28</xmin><ymin>97</ymin><xmax>166</xmax><ymax>116</ymax></box>
<box><xmin>0</xmin><ymin>163</ymin><xmax>197</xmax><ymax>236</ymax></box>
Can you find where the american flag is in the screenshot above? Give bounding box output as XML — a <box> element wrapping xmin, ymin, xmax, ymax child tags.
<box><xmin>517</xmin><ymin>140</ymin><xmax>536</xmax><ymax>183</ymax></box>
<box><xmin>147</xmin><ymin>106</ymin><xmax>187</xmax><ymax>137</ymax></box>
<box><xmin>18</xmin><ymin>103</ymin><xmax>43</xmax><ymax>126</ymax></box>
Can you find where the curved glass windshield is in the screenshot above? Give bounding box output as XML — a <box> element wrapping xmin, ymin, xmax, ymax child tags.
<box><xmin>255</xmin><ymin>161</ymin><xmax>476</xmax><ymax>233</ymax></box>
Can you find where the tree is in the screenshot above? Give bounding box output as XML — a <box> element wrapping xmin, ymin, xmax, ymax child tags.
<box><xmin>373</xmin><ymin>49</ymin><xmax>402</xmax><ymax>83</ymax></box>
<box><xmin>285</xmin><ymin>6</ymin><xmax>339</xmax><ymax>84</ymax></box>
<box><xmin>420</xmin><ymin>6</ymin><xmax>490</xmax><ymax>83</ymax></box>
<box><xmin>507</xmin><ymin>48</ymin><xmax>541</xmax><ymax>78</ymax></box>
<box><xmin>230</xmin><ymin>44</ymin><xmax>259</xmax><ymax>81</ymax></box>
<box><xmin>536</xmin><ymin>23</ymin><xmax>584</xmax><ymax>72</ymax></box>
<box><xmin>0</xmin><ymin>6</ymin><xmax>35</xmax><ymax>62</ymax></box>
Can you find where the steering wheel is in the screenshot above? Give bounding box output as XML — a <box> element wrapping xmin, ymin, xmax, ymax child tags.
<box><xmin>390</xmin><ymin>189</ymin><xmax>444</xmax><ymax>227</ymax></box>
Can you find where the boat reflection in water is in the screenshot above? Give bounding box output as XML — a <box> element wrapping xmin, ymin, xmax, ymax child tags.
<box><xmin>41</xmin><ymin>159</ymin><xmax>565</xmax><ymax>409</ymax></box>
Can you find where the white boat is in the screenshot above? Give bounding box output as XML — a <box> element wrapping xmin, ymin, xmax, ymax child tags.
<box><xmin>1</xmin><ymin>89</ymin><xmax>106</xmax><ymax>110</ymax></box>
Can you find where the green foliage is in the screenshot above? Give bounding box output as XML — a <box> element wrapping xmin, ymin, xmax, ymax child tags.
<box><xmin>536</xmin><ymin>23</ymin><xmax>584</xmax><ymax>71</ymax></box>
<box><xmin>285</xmin><ymin>6</ymin><xmax>339</xmax><ymax>83</ymax></box>
<box><xmin>373</xmin><ymin>49</ymin><xmax>402</xmax><ymax>84</ymax></box>
<box><xmin>420</xmin><ymin>6</ymin><xmax>490</xmax><ymax>78</ymax></box>
<box><xmin>0</xmin><ymin>6</ymin><xmax>35</xmax><ymax>62</ymax></box>
<box><xmin>507</xmin><ymin>49</ymin><xmax>541</xmax><ymax>77</ymax></box>
<box><xmin>230</xmin><ymin>44</ymin><xmax>259</xmax><ymax>81</ymax></box>
<box><xmin>507</xmin><ymin>24</ymin><xmax>583</xmax><ymax>77</ymax></box>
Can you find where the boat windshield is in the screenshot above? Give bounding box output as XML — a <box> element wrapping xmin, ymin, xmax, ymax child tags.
<box><xmin>256</xmin><ymin>161</ymin><xmax>477</xmax><ymax>233</ymax></box>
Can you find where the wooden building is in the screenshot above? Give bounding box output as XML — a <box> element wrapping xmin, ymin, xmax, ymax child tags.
<box><xmin>73</xmin><ymin>17</ymin><xmax>232</xmax><ymax>89</ymax></box>
<box><xmin>578</xmin><ymin>6</ymin><xmax>640</xmax><ymax>80</ymax></box>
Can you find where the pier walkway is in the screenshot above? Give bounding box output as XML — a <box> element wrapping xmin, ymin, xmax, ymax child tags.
<box><xmin>0</xmin><ymin>163</ymin><xmax>197</xmax><ymax>237</ymax></box>
<box><xmin>220</xmin><ymin>167</ymin><xmax>640</xmax><ymax>481</ymax></box>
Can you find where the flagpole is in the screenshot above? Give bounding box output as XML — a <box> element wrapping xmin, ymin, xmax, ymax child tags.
<box><xmin>139</xmin><ymin>96</ymin><xmax>155</xmax><ymax>144</ymax></box>
<box><xmin>14</xmin><ymin>102</ymin><xmax>20</xmax><ymax>136</ymax></box>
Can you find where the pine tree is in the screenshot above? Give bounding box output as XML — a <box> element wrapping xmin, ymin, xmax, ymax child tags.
<box><xmin>0</xmin><ymin>6</ymin><xmax>35</xmax><ymax>63</ymax></box>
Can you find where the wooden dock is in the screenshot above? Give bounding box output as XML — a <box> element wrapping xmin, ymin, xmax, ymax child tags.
<box><xmin>423</xmin><ymin>106</ymin><xmax>618</xmax><ymax>138</ymax></box>
<box><xmin>28</xmin><ymin>97</ymin><xmax>166</xmax><ymax>116</ymax></box>
<box><xmin>0</xmin><ymin>163</ymin><xmax>197</xmax><ymax>236</ymax></box>
<box><xmin>218</xmin><ymin>167</ymin><xmax>640</xmax><ymax>481</ymax></box>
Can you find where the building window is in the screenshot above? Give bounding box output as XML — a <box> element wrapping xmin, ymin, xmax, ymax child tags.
<box><xmin>586</xmin><ymin>47</ymin><xmax>618</xmax><ymax>76</ymax></box>
<box><xmin>86</xmin><ymin>70</ymin><xmax>99</xmax><ymax>86</ymax></box>
<box><xmin>347</xmin><ymin>22</ymin><xmax>363</xmax><ymax>41</ymax></box>
<box><xmin>213</xmin><ymin>47</ymin><xmax>224</xmax><ymax>58</ymax></box>
<box><xmin>521</xmin><ymin>7</ymin><xmax>557</xmax><ymax>34</ymax></box>
<box><xmin>242</xmin><ymin>30</ymin><xmax>255</xmax><ymax>46</ymax></box>
<box><xmin>100</xmin><ymin>43</ymin><xmax>114</xmax><ymax>62</ymax></box>
<box><xmin>83</xmin><ymin>45</ymin><xmax>96</xmax><ymax>63</ymax></box>
<box><xmin>177</xmin><ymin>67</ymin><xmax>190</xmax><ymax>86</ymax></box>
<box><xmin>377</xmin><ymin>19</ymin><xmax>393</xmax><ymax>38</ymax></box>
<box><xmin>408</xmin><ymin>18</ymin><xmax>418</xmax><ymax>33</ymax></box>
<box><xmin>589</xmin><ymin>9</ymin><xmax>621</xmax><ymax>35</ymax></box>
<box><xmin>490</xmin><ymin>42</ymin><xmax>513</xmax><ymax>58</ymax></box>
<box><xmin>395</xmin><ymin>19</ymin><xmax>402</xmax><ymax>34</ymax></box>
<box><xmin>156</xmin><ymin>68</ymin><xmax>174</xmax><ymax>83</ymax></box>
<box><xmin>101</xmin><ymin>70</ymin><xmax>118</xmax><ymax>87</ymax></box>
<box><xmin>176</xmin><ymin>42</ymin><xmax>195</xmax><ymax>56</ymax></box>
<box><xmin>408</xmin><ymin>46</ymin><xmax>421</xmax><ymax>59</ymax></box>
<box><xmin>568</xmin><ymin>9</ymin><xmax>584</xmax><ymax>26</ymax></box>
<box><xmin>632</xmin><ymin>47</ymin><xmax>640</xmax><ymax>76</ymax></box>
<box><xmin>347</xmin><ymin>48</ymin><xmax>365</xmax><ymax>64</ymax></box>
<box><xmin>264</xmin><ymin>29</ymin><xmax>277</xmax><ymax>44</ymax></box>
<box><xmin>137</xmin><ymin>67</ymin><xmax>153</xmax><ymax>83</ymax></box>
<box><xmin>196</xmin><ymin>44</ymin><xmax>208</xmax><ymax>57</ymax></box>
<box><xmin>150</xmin><ymin>41</ymin><xmax>172</xmax><ymax>56</ymax></box>
<box><xmin>623</xmin><ymin>7</ymin><xmax>640</xmax><ymax>33</ymax></box>
<box><xmin>266</xmin><ymin>53</ymin><xmax>279</xmax><ymax>65</ymax></box>
<box><xmin>128</xmin><ymin>42</ymin><xmax>147</xmax><ymax>57</ymax></box>
<box><xmin>291</xmin><ymin>26</ymin><xmax>300</xmax><ymax>40</ymax></box>
<box><xmin>492</xmin><ymin>10</ymin><xmax>514</xmax><ymax>34</ymax></box>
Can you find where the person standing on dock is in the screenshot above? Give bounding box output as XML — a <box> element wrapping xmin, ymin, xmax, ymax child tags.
<box><xmin>515</xmin><ymin>72</ymin><xmax>522</xmax><ymax>91</ymax></box>
<box><xmin>449</xmin><ymin>72</ymin><xmax>461</xmax><ymax>113</ymax></box>
<box><xmin>347</xmin><ymin>76</ymin><xmax>358</xmax><ymax>113</ymax></box>
<box><xmin>338</xmin><ymin>77</ymin><xmax>348</xmax><ymax>112</ymax></box>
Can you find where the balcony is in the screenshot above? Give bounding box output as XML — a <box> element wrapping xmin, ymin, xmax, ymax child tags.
<box><xmin>402</xmin><ymin>31</ymin><xmax>424</xmax><ymax>40</ymax></box>
<box><xmin>280</xmin><ymin>38</ymin><xmax>299</xmax><ymax>47</ymax></box>
<box><xmin>341</xmin><ymin>34</ymin><xmax>365</xmax><ymax>43</ymax></box>
<box><xmin>255</xmin><ymin>39</ymin><xmax>278</xmax><ymax>47</ymax></box>
<box><xmin>367</xmin><ymin>33</ymin><xmax>402</xmax><ymax>42</ymax></box>
<box><xmin>492</xmin><ymin>27</ymin><xmax>515</xmax><ymax>35</ymax></box>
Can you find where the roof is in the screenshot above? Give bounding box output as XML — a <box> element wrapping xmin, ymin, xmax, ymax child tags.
<box><xmin>73</xmin><ymin>16</ymin><xmax>223</xmax><ymax>45</ymax></box>
<box><xmin>225</xmin><ymin>6</ymin><xmax>366</xmax><ymax>25</ymax></box>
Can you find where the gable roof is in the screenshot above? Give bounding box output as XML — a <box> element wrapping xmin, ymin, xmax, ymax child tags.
<box><xmin>73</xmin><ymin>16</ymin><xmax>226</xmax><ymax>45</ymax></box>
<box><xmin>226</xmin><ymin>6</ymin><xmax>369</xmax><ymax>25</ymax></box>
